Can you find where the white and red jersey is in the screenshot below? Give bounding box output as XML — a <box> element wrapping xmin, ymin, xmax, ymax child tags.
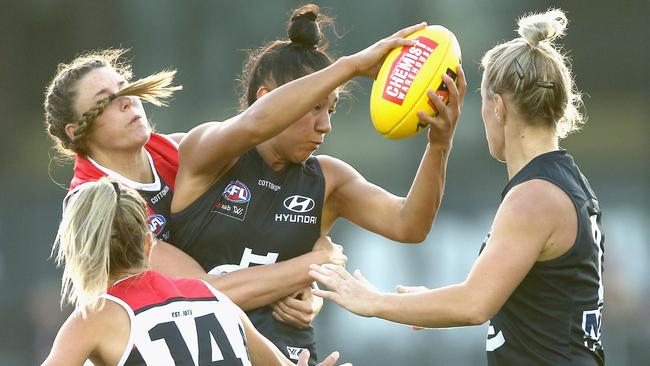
<box><xmin>67</xmin><ymin>133</ymin><xmax>179</xmax><ymax>241</ymax></box>
<box><xmin>103</xmin><ymin>271</ymin><xmax>252</xmax><ymax>366</ymax></box>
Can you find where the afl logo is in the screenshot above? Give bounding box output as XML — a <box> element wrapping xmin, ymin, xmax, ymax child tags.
<box><xmin>283</xmin><ymin>195</ymin><xmax>315</xmax><ymax>213</ymax></box>
<box><xmin>223</xmin><ymin>181</ymin><xmax>251</xmax><ymax>203</ymax></box>
<box><xmin>148</xmin><ymin>214</ymin><xmax>166</xmax><ymax>236</ymax></box>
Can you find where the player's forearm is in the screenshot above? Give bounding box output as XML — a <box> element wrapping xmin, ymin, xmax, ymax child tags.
<box><xmin>398</xmin><ymin>144</ymin><xmax>450</xmax><ymax>242</ymax></box>
<box><xmin>206</xmin><ymin>251</ymin><xmax>330</xmax><ymax>311</ymax></box>
<box><xmin>149</xmin><ymin>240</ymin><xmax>207</xmax><ymax>278</ymax></box>
<box><xmin>374</xmin><ymin>283</ymin><xmax>485</xmax><ymax>328</ymax></box>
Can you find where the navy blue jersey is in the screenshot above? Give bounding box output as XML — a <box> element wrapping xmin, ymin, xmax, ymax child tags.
<box><xmin>481</xmin><ymin>150</ymin><xmax>605</xmax><ymax>365</ymax></box>
<box><xmin>172</xmin><ymin>148</ymin><xmax>325</xmax><ymax>364</ymax></box>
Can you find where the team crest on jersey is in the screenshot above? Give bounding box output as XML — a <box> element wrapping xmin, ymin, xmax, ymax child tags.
<box><xmin>213</xmin><ymin>180</ymin><xmax>251</xmax><ymax>221</ymax></box>
<box><xmin>223</xmin><ymin>181</ymin><xmax>251</xmax><ymax>203</ymax></box>
<box><xmin>148</xmin><ymin>214</ymin><xmax>167</xmax><ymax>236</ymax></box>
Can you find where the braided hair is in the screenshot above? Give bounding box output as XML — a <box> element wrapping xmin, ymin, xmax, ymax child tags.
<box><xmin>44</xmin><ymin>49</ymin><xmax>182</xmax><ymax>157</ymax></box>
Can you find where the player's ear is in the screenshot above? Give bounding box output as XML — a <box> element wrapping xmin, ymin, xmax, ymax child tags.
<box><xmin>144</xmin><ymin>232</ymin><xmax>154</xmax><ymax>259</ymax></box>
<box><xmin>65</xmin><ymin>122</ymin><xmax>78</xmax><ymax>140</ymax></box>
<box><xmin>256</xmin><ymin>86</ymin><xmax>271</xmax><ymax>100</ymax></box>
<box><xmin>493</xmin><ymin>93</ymin><xmax>507</xmax><ymax>125</ymax></box>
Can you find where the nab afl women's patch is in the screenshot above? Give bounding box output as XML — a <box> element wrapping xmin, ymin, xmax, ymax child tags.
<box><xmin>213</xmin><ymin>180</ymin><xmax>251</xmax><ymax>221</ymax></box>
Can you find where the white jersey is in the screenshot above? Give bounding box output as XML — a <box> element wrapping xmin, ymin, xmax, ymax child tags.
<box><xmin>103</xmin><ymin>271</ymin><xmax>251</xmax><ymax>366</ymax></box>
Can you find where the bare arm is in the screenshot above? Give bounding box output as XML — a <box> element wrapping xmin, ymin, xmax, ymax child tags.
<box><xmin>241</xmin><ymin>311</ymin><xmax>344</xmax><ymax>366</ymax></box>
<box><xmin>242</xmin><ymin>311</ymin><xmax>292</xmax><ymax>365</ymax></box>
<box><xmin>172</xmin><ymin>23</ymin><xmax>427</xmax><ymax>212</ymax></box>
<box><xmin>42</xmin><ymin>301</ymin><xmax>129</xmax><ymax>366</ymax></box>
<box><xmin>41</xmin><ymin>310</ymin><xmax>96</xmax><ymax>366</ymax></box>
<box><xmin>321</xmin><ymin>67</ymin><xmax>466</xmax><ymax>243</ymax></box>
<box><xmin>150</xmin><ymin>237</ymin><xmax>345</xmax><ymax>311</ymax></box>
<box><xmin>311</xmin><ymin>180</ymin><xmax>574</xmax><ymax>327</ymax></box>
<box><xmin>166</xmin><ymin>132</ymin><xmax>186</xmax><ymax>145</ymax></box>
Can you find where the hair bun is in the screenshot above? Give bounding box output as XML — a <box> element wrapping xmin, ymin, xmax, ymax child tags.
<box><xmin>517</xmin><ymin>8</ymin><xmax>568</xmax><ymax>47</ymax></box>
<box><xmin>288</xmin><ymin>4</ymin><xmax>321</xmax><ymax>48</ymax></box>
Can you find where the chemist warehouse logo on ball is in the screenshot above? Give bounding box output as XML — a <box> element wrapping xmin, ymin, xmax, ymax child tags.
<box><xmin>275</xmin><ymin>195</ymin><xmax>317</xmax><ymax>224</ymax></box>
<box><xmin>382</xmin><ymin>36</ymin><xmax>438</xmax><ymax>105</ymax></box>
<box><xmin>213</xmin><ymin>180</ymin><xmax>251</xmax><ymax>221</ymax></box>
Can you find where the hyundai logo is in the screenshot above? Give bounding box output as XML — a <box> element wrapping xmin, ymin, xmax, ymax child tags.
<box><xmin>283</xmin><ymin>195</ymin><xmax>315</xmax><ymax>213</ymax></box>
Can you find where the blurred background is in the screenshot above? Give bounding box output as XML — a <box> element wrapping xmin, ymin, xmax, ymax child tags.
<box><xmin>1</xmin><ymin>0</ymin><xmax>648</xmax><ymax>364</ymax></box>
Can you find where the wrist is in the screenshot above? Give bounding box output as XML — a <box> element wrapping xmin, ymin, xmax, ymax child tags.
<box><xmin>370</xmin><ymin>291</ymin><xmax>389</xmax><ymax>318</ymax></box>
<box><xmin>334</xmin><ymin>56</ymin><xmax>359</xmax><ymax>78</ymax></box>
<box><xmin>311</xmin><ymin>249</ymin><xmax>330</xmax><ymax>265</ymax></box>
<box><xmin>426</xmin><ymin>141</ymin><xmax>451</xmax><ymax>157</ymax></box>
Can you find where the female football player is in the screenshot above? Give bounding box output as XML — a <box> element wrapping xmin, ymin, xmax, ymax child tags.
<box><xmin>310</xmin><ymin>9</ymin><xmax>605</xmax><ymax>366</ymax></box>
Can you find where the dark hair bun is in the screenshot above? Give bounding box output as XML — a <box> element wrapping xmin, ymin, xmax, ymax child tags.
<box><xmin>288</xmin><ymin>4</ymin><xmax>321</xmax><ymax>48</ymax></box>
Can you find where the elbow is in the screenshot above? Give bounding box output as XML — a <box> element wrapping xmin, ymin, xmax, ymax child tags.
<box><xmin>401</xmin><ymin>234</ymin><xmax>427</xmax><ymax>244</ymax></box>
<box><xmin>464</xmin><ymin>300</ymin><xmax>495</xmax><ymax>326</ymax></box>
<box><xmin>465</xmin><ymin>311</ymin><xmax>490</xmax><ymax>326</ymax></box>
<box><xmin>395</xmin><ymin>227</ymin><xmax>430</xmax><ymax>244</ymax></box>
<box><xmin>394</xmin><ymin>211</ymin><xmax>433</xmax><ymax>244</ymax></box>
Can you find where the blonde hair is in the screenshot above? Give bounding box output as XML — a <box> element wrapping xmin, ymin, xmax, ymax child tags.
<box><xmin>44</xmin><ymin>48</ymin><xmax>182</xmax><ymax>157</ymax></box>
<box><xmin>480</xmin><ymin>9</ymin><xmax>585</xmax><ymax>138</ymax></box>
<box><xmin>52</xmin><ymin>178</ymin><xmax>149</xmax><ymax>309</ymax></box>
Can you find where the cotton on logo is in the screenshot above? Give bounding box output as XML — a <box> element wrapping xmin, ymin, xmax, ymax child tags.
<box><xmin>283</xmin><ymin>195</ymin><xmax>315</xmax><ymax>213</ymax></box>
<box><xmin>222</xmin><ymin>181</ymin><xmax>251</xmax><ymax>203</ymax></box>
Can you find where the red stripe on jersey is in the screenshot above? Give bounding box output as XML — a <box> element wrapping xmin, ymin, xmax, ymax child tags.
<box><xmin>69</xmin><ymin>133</ymin><xmax>179</xmax><ymax>190</ymax></box>
<box><xmin>108</xmin><ymin>271</ymin><xmax>215</xmax><ymax>313</ymax></box>
<box><xmin>146</xmin><ymin>133</ymin><xmax>178</xmax><ymax>190</ymax></box>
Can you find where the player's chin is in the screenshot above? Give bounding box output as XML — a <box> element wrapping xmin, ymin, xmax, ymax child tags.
<box><xmin>132</xmin><ymin>130</ymin><xmax>151</xmax><ymax>146</ymax></box>
<box><xmin>294</xmin><ymin>150</ymin><xmax>316</xmax><ymax>163</ymax></box>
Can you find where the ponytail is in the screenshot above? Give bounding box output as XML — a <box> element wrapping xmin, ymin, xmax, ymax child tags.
<box><xmin>53</xmin><ymin>178</ymin><xmax>148</xmax><ymax>308</ymax></box>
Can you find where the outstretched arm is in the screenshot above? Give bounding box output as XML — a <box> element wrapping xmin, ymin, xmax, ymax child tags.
<box><xmin>321</xmin><ymin>67</ymin><xmax>466</xmax><ymax>243</ymax></box>
<box><xmin>311</xmin><ymin>180</ymin><xmax>569</xmax><ymax>327</ymax></box>
<box><xmin>172</xmin><ymin>23</ymin><xmax>428</xmax><ymax>212</ymax></box>
<box><xmin>150</xmin><ymin>237</ymin><xmax>345</xmax><ymax>311</ymax></box>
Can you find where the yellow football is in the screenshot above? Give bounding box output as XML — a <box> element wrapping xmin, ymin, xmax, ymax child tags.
<box><xmin>370</xmin><ymin>25</ymin><xmax>461</xmax><ymax>139</ymax></box>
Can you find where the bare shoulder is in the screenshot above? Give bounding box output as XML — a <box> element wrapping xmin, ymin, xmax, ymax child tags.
<box><xmin>94</xmin><ymin>298</ymin><xmax>130</xmax><ymax>326</ymax></box>
<box><xmin>67</xmin><ymin>300</ymin><xmax>127</xmax><ymax>335</ymax></box>
<box><xmin>314</xmin><ymin>154</ymin><xmax>342</xmax><ymax>169</ymax></box>
<box><xmin>89</xmin><ymin>299</ymin><xmax>132</xmax><ymax>365</ymax></box>
<box><xmin>178</xmin><ymin>121</ymin><xmax>222</xmax><ymax>152</ymax></box>
<box><xmin>315</xmin><ymin>154</ymin><xmax>361</xmax><ymax>179</ymax></box>
<box><xmin>42</xmin><ymin>301</ymin><xmax>128</xmax><ymax>366</ymax></box>
<box><xmin>503</xmin><ymin>179</ymin><xmax>574</xmax><ymax>218</ymax></box>
<box><xmin>315</xmin><ymin>154</ymin><xmax>365</xmax><ymax>196</ymax></box>
<box><xmin>165</xmin><ymin>132</ymin><xmax>186</xmax><ymax>145</ymax></box>
<box><xmin>500</xmin><ymin>179</ymin><xmax>576</xmax><ymax>259</ymax></box>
